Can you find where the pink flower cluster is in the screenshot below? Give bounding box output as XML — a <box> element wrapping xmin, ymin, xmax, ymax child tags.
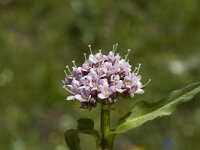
<box><xmin>63</xmin><ymin>45</ymin><xmax>148</xmax><ymax>109</ymax></box>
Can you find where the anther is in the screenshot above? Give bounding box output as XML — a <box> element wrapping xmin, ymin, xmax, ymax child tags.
<box><xmin>66</xmin><ymin>65</ymin><xmax>72</xmax><ymax>73</ymax></box>
<box><xmin>72</xmin><ymin>60</ymin><xmax>77</xmax><ymax>68</ymax></box>
<box><xmin>88</xmin><ymin>45</ymin><xmax>92</xmax><ymax>54</ymax></box>
<box><xmin>99</xmin><ymin>50</ymin><xmax>102</xmax><ymax>55</ymax></box>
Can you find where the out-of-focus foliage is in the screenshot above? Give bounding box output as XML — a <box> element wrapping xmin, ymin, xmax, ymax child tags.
<box><xmin>0</xmin><ymin>0</ymin><xmax>199</xmax><ymax>150</ymax></box>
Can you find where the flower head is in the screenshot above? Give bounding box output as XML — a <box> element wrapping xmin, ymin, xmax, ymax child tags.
<box><xmin>63</xmin><ymin>44</ymin><xmax>150</xmax><ymax>109</ymax></box>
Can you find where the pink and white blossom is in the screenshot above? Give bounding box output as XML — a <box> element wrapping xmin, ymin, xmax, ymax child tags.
<box><xmin>63</xmin><ymin>44</ymin><xmax>149</xmax><ymax>109</ymax></box>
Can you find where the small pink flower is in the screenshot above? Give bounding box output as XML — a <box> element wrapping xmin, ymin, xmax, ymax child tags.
<box><xmin>63</xmin><ymin>44</ymin><xmax>150</xmax><ymax>109</ymax></box>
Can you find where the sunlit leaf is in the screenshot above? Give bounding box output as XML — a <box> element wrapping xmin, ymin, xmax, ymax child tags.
<box><xmin>114</xmin><ymin>82</ymin><xmax>200</xmax><ymax>133</ymax></box>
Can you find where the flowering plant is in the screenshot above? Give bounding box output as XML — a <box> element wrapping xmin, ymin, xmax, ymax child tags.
<box><xmin>63</xmin><ymin>44</ymin><xmax>200</xmax><ymax>150</ymax></box>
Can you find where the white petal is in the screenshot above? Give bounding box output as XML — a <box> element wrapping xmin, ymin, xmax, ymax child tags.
<box><xmin>78</xmin><ymin>86</ymin><xmax>85</xmax><ymax>89</ymax></box>
<box><xmin>100</xmin><ymin>79</ymin><xmax>109</xmax><ymax>87</ymax></box>
<box><xmin>109</xmin><ymin>51</ymin><xmax>114</xmax><ymax>55</ymax></box>
<box><xmin>98</xmin><ymin>93</ymin><xmax>107</xmax><ymax>99</ymax></box>
<box><xmin>137</xmin><ymin>75</ymin><xmax>141</xmax><ymax>80</ymax></box>
<box><xmin>72</xmin><ymin>79</ymin><xmax>80</xmax><ymax>85</ymax></box>
<box><xmin>137</xmin><ymin>82</ymin><xmax>143</xmax><ymax>88</ymax></box>
<box><xmin>67</xmin><ymin>96</ymin><xmax>75</xmax><ymax>100</ymax></box>
<box><xmin>75</xmin><ymin>94</ymin><xmax>83</xmax><ymax>100</ymax></box>
<box><xmin>126</xmin><ymin>85</ymin><xmax>132</xmax><ymax>89</ymax></box>
<box><xmin>95</xmin><ymin>53</ymin><xmax>101</xmax><ymax>57</ymax></box>
<box><xmin>67</xmin><ymin>85</ymin><xmax>73</xmax><ymax>88</ymax></box>
<box><xmin>89</xmin><ymin>55</ymin><xmax>97</xmax><ymax>63</ymax></box>
<box><xmin>135</xmin><ymin>89</ymin><xmax>144</xmax><ymax>94</ymax></box>
<box><xmin>116</xmin><ymin>89</ymin><xmax>125</xmax><ymax>93</ymax></box>
<box><xmin>75</xmin><ymin>94</ymin><xmax>88</xmax><ymax>102</ymax></box>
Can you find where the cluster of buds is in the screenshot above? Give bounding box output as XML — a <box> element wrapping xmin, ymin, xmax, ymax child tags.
<box><xmin>63</xmin><ymin>44</ymin><xmax>150</xmax><ymax>109</ymax></box>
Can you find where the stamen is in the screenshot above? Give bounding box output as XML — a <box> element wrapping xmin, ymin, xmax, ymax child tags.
<box><xmin>64</xmin><ymin>70</ymin><xmax>68</xmax><ymax>76</ymax></box>
<box><xmin>136</xmin><ymin>63</ymin><xmax>141</xmax><ymax>75</ymax></box>
<box><xmin>83</xmin><ymin>53</ymin><xmax>87</xmax><ymax>61</ymax></box>
<box><xmin>133</xmin><ymin>67</ymin><xmax>137</xmax><ymax>73</ymax></box>
<box><xmin>125</xmin><ymin>49</ymin><xmax>131</xmax><ymax>60</ymax></box>
<box><xmin>66</xmin><ymin>65</ymin><xmax>72</xmax><ymax>73</ymax></box>
<box><xmin>113</xmin><ymin>43</ymin><xmax>118</xmax><ymax>53</ymax></box>
<box><xmin>72</xmin><ymin>60</ymin><xmax>77</xmax><ymax>68</ymax></box>
<box><xmin>99</xmin><ymin>50</ymin><xmax>102</xmax><ymax>55</ymax></box>
<box><xmin>143</xmin><ymin>79</ymin><xmax>151</xmax><ymax>88</ymax></box>
<box><xmin>62</xmin><ymin>80</ymin><xmax>65</xmax><ymax>84</ymax></box>
<box><xmin>63</xmin><ymin>85</ymin><xmax>74</xmax><ymax>94</ymax></box>
<box><xmin>112</xmin><ymin>45</ymin><xmax>115</xmax><ymax>52</ymax></box>
<box><xmin>88</xmin><ymin>45</ymin><xmax>92</xmax><ymax>54</ymax></box>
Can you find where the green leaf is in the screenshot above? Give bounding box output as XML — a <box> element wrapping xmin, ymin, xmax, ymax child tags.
<box><xmin>77</xmin><ymin>118</ymin><xmax>100</xmax><ymax>140</ymax></box>
<box><xmin>77</xmin><ymin>118</ymin><xmax>94</xmax><ymax>132</ymax></box>
<box><xmin>114</xmin><ymin>82</ymin><xmax>200</xmax><ymax>133</ymax></box>
<box><xmin>64</xmin><ymin>129</ymin><xmax>81</xmax><ymax>150</ymax></box>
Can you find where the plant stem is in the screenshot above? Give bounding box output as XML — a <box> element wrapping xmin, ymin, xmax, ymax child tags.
<box><xmin>100</xmin><ymin>104</ymin><xmax>112</xmax><ymax>150</ymax></box>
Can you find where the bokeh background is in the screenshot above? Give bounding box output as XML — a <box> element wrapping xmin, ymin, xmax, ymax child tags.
<box><xmin>0</xmin><ymin>0</ymin><xmax>200</xmax><ymax>150</ymax></box>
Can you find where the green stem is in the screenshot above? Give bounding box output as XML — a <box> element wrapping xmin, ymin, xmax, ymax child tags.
<box><xmin>100</xmin><ymin>104</ymin><xmax>113</xmax><ymax>150</ymax></box>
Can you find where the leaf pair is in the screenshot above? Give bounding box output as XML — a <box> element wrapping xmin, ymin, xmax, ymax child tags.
<box><xmin>64</xmin><ymin>118</ymin><xmax>100</xmax><ymax>150</ymax></box>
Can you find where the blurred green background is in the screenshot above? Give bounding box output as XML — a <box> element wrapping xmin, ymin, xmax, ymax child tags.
<box><xmin>0</xmin><ymin>0</ymin><xmax>200</xmax><ymax>150</ymax></box>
